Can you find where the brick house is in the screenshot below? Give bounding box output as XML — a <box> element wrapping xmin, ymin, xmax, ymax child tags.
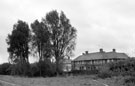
<box><xmin>72</xmin><ymin>49</ymin><xmax>129</xmax><ymax>71</ymax></box>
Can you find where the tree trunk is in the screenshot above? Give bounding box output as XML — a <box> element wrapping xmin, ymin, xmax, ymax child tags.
<box><xmin>56</xmin><ymin>59</ymin><xmax>59</xmax><ymax>75</ymax></box>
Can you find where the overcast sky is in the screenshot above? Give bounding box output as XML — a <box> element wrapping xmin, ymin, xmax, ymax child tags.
<box><xmin>0</xmin><ymin>0</ymin><xmax>135</xmax><ymax>63</ymax></box>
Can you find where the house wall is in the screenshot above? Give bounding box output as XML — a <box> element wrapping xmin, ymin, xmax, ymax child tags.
<box><xmin>63</xmin><ymin>63</ymin><xmax>72</xmax><ymax>72</ymax></box>
<box><xmin>72</xmin><ymin>58</ymin><xmax>125</xmax><ymax>71</ymax></box>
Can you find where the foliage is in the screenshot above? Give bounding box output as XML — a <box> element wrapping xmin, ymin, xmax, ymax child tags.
<box><xmin>10</xmin><ymin>61</ymin><xmax>30</xmax><ymax>76</ymax></box>
<box><xmin>72</xmin><ymin>70</ymin><xmax>98</xmax><ymax>75</ymax></box>
<box><xmin>29</xmin><ymin>62</ymin><xmax>39</xmax><ymax>77</ymax></box>
<box><xmin>123</xmin><ymin>76</ymin><xmax>135</xmax><ymax>86</ymax></box>
<box><xmin>31</xmin><ymin>10</ymin><xmax>77</xmax><ymax>74</ymax></box>
<box><xmin>37</xmin><ymin>59</ymin><xmax>56</xmax><ymax>77</ymax></box>
<box><xmin>31</xmin><ymin>20</ymin><xmax>52</xmax><ymax>61</ymax></box>
<box><xmin>97</xmin><ymin>63</ymin><xmax>112</xmax><ymax>79</ymax></box>
<box><xmin>0</xmin><ymin>61</ymin><xmax>56</xmax><ymax>77</ymax></box>
<box><xmin>6</xmin><ymin>20</ymin><xmax>30</xmax><ymax>63</ymax></box>
<box><xmin>98</xmin><ymin>58</ymin><xmax>135</xmax><ymax>79</ymax></box>
<box><xmin>5</xmin><ymin>10</ymin><xmax>77</xmax><ymax>77</ymax></box>
<box><xmin>97</xmin><ymin>71</ymin><xmax>111</xmax><ymax>79</ymax></box>
<box><xmin>112</xmin><ymin>59</ymin><xmax>135</xmax><ymax>86</ymax></box>
<box><xmin>0</xmin><ymin>63</ymin><xmax>11</xmax><ymax>75</ymax></box>
<box><xmin>45</xmin><ymin>10</ymin><xmax>77</xmax><ymax>74</ymax></box>
<box><xmin>108</xmin><ymin>58</ymin><xmax>135</xmax><ymax>76</ymax></box>
<box><xmin>25</xmin><ymin>60</ymin><xmax>57</xmax><ymax>77</ymax></box>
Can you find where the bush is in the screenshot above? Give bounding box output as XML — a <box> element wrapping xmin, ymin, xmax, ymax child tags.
<box><xmin>123</xmin><ymin>76</ymin><xmax>135</xmax><ymax>86</ymax></box>
<box><xmin>0</xmin><ymin>59</ymin><xmax>57</xmax><ymax>77</ymax></box>
<box><xmin>29</xmin><ymin>63</ymin><xmax>39</xmax><ymax>77</ymax></box>
<box><xmin>108</xmin><ymin>58</ymin><xmax>135</xmax><ymax>76</ymax></box>
<box><xmin>97</xmin><ymin>63</ymin><xmax>112</xmax><ymax>79</ymax></box>
<box><xmin>72</xmin><ymin>70</ymin><xmax>99</xmax><ymax>75</ymax></box>
<box><xmin>10</xmin><ymin>62</ymin><xmax>30</xmax><ymax>76</ymax></box>
<box><xmin>31</xmin><ymin>59</ymin><xmax>56</xmax><ymax>77</ymax></box>
<box><xmin>97</xmin><ymin>71</ymin><xmax>111</xmax><ymax>79</ymax></box>
<box><xmin>0</xmin><ymin>63</ymin><xmax>11</xmax><ymax>75</ymax></box>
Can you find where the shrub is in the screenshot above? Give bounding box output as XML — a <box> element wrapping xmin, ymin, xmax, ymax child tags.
<box><xmin>123</xmin><ymin>76</ymin><xmax>135</xmax><ymax>86</ymax></box>
<box><xmin>97</xmin><ymin>71</ymin><xmax>111</xmax><ymax>79</ymax></box>
<box><xmin>108</xmin><ymin>58</ymin><xmax>135</xmax><ymax>76</ymax></box>
<box><xmin>97</xmin><ymin>63</ymin><xmax>112</xmax><ymax>79</ymax></box>
<box><xmin>36</xmin><ymin>59</ymin><xmax>56</xmax><ymax>77</ymax></box>
<box><xmin>29</xmin><ymin>63</ymin><xmax>39</xmax><ymax>77</ymax></box>
<box><xmin>0</xmin><ymin>63</ymin><xmax>11</xmax><ymax>75</ymax></box>
<box><xmin>71</xmin><ymin>70</ymin><xmax>98</xmax><ymax>75</ymax></box>
<box><xmin>10</xmin><ymin>62</ymin><xmax>30</xmax><ymax>76</ymax></box>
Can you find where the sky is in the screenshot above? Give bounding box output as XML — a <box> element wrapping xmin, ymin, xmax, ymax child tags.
<box><xmin>0</xmin><ymin>0</ymin><xmax>135</xmax><ymax>63</ymax></box>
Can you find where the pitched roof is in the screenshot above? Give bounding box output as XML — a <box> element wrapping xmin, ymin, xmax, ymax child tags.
<box><xmin>74</xmin><ymin>51</ymin><xmax>129</xmax><ymax>61</ymax></box>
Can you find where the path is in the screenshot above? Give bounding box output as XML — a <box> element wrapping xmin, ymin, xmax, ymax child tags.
<box><xmin>0</xmin><ymin>79</ymin><xmax>21</xmax><ymax>86</ymax></box>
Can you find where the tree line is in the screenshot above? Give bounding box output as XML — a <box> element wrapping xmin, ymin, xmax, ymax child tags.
<box><xmin>4</xmin><ymin>10</ymin><xmax>77</xmax><ymax>76</ymax></box>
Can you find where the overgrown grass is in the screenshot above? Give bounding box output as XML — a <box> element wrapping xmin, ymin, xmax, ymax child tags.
<box><xmin>97</xmin><ymin>58</ymin><xmax>135</xmax><ymax>86</ymax></box>
<box><xmin>123</xmin><ymin>76</ymin><xmax>135</xmax><ymax>86</ymax></box>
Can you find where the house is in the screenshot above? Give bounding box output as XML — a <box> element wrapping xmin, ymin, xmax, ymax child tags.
<box><xmin>72</xmin><ymin>49</ymin><xmax>129</xmax><ymax>71</ymax></box>
<box><xmin>62</xmin><ymin>58</ymin><xmax>72</xmax><ymax>72</ymax></box>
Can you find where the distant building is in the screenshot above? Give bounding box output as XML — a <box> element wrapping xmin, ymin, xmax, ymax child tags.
<box><xmin>62</xmin><ymin>57</ymin><xmax>72</xmax><ymax>72</ymax></box>
<box><xmin>72</xmin><ymin>49</ymin><xmax>129</xmax><ymax>71</ymax></box>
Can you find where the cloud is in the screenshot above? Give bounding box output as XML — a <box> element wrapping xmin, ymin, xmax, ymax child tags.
<box><xmin>0</xmin><ymin>0</ymin><xmax>135</xmax><ymax>62</ymax></box>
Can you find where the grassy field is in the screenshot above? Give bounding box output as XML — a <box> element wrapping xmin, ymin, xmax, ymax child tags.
<box><xmin>0</xmin><ymin>75</ymin><xmax>123</xmax><ymax>86</ymax></box>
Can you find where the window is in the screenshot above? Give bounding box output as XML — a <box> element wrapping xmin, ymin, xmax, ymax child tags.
<box><xmin>107</xmin><ymin>59</ymin><xmax>110</xmax><ymax>63</ymax></box>
<box><xmin>80</xmin><ymin>66</ymin><xmax>83</xmax><ymax>70</ymax></box>
<box><xmin>84</xmin><ymin>67</ymin><xmax>86</xmax><ymax>70</ymax></box>
<box><xmin>89</xmin><ymin>61</ymin><xmax>92</xmax><ymax>64</ymax></box>
<box><xmin>92</xmin><ymin>60</ymin><xmax>94</xmax><ymax>64</ymax></box>
<box><xmin>82</xmin><ymin>61</ymin><xmax>84</xmax><ymax>64</ymax></box>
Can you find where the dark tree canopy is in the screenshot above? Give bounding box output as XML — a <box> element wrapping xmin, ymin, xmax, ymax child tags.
<box><xmin>6</xmin><ymin>20</ymin><xmax>30</xmax><ymax>63</ymax></box>
<box><xmin>44</xmin><ymin>10</ymin><xmax>77</xmax><ymax>58</ymax></box>
<box><xmin>6</xmin><ymin>10</ymin><xmax>77</xmax><ymax>76</ymax></box>
<box><xmin>45</xmin><ymin>10</ymin><xmax>77</xmax><ymax>74</ymax></box>
<box><xmin>31</xmin><ymin>10</ymin><xmax>77</xmax><ymax>74</ymax></box>
<box><xmin>31</xmin><ymin>20</ymin><xmax>52</xmax><ymax>61</ymax></box>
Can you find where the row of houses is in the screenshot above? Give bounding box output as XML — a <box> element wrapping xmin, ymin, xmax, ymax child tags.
<box><xmin>62</xmin><ymin>48</ymin><xmax>129</xmax><ymax>72</ymax></box>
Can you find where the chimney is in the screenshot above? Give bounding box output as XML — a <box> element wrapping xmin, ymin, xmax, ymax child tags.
<box><xmin>112</xmin><ymin>49</ymin><xmax>116</xmax><ymax>52</ymax></box>
<box><xmin>99</xmin><ymin>48</ymin><xmax>104</xmax><ymax>53</ymax></box>
<box><xmin>85</xmin><ymin>51</ymin><xmax>88</xmax><ymax>54</ymax></box>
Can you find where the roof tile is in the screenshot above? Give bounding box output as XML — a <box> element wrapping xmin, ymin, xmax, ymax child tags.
<box><xmin>74</xmin><ymin>51</ymin><xmax>129</xmax><ymax>61</ymax></box>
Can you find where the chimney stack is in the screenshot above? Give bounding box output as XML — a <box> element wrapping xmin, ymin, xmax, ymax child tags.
<box><xmin>112</xmin><ymin>49</ymin><xmax>116</xmax><ymax>52</ymax></box>
<box><xmin>85</xmin><ymin>51</ymin><xmax>88</xmax><ymax>54</ymax></box>
<box><xmin>100</xmin><ymin>48</ymin><xmax>104</xmax><ymax>53</ymax></box>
